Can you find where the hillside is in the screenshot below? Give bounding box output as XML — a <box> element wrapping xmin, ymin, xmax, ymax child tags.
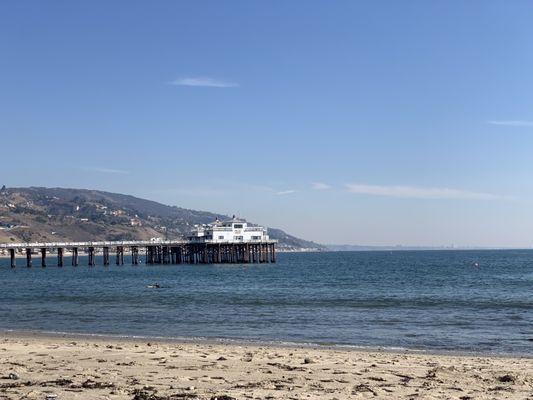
<box><xmin>0</xmin><ymin>187</ymin><xmax>325</xmax><ymax>251</ymax></box>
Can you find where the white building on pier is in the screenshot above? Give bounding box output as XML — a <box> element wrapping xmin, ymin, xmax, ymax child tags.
<box><xmin>188</xmin><ymin>217</ymin><xmax>270</xmax><ymax>243</ymax></box>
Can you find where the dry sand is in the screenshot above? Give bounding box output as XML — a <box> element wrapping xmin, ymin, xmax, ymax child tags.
<box><xmin>0</xmin><ymin>333</ymin><xmax>531</xmax><ymax>400</ymax></box>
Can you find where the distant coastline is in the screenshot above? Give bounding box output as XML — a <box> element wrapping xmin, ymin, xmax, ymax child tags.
<box><xmin>326</xmin><ymin>244</ymin><xmax>533</xmax><ymax>252</ymax></box>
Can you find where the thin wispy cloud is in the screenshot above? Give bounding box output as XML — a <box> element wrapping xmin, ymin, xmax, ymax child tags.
<box><xmin>276</xmin><ymin>190</ymin><xmax>297</xmax><ymax>196</ymax></box>
<box><xmin>170</xmin><ymin>77</ymin><xmax>239</xmax><ymax>88</ymax></box>
<box><xmin>345</xmin><ymin>184</ymin><xmax>509</xmax><ymax>200</ymax></box>
<box><xmin>81</xmin><ymin>167</ymin><xmax>130</xmax><ymax>175</ymax></box>
<box><xmin>212</xmin><ymin>180</ymin><xmax>277</xmax><ymax>194</ymax></box>
<box><xmin>217</xmin><ymin>180</ymin><xmax>298</xmax><ymax>195</ymax></box>
<box><xmin>152</xmin><ymin>187</ymin><xmax>224</xmax><ymax>197</ymax></box>
<box><xmin>487</xmin><ymin>120</ymin><xmax>533</xmax><ymax>127</ymax></box>
<box><xmin>311</xmin><ymin>182</ymin><xmax>331</xmax><ymax>190</ymax></box>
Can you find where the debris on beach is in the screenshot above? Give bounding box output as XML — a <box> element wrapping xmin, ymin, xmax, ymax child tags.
<box><xmin>131</xmin><ymin>387</ymin><xmax>201</xmax><ymax>400</ymax></box>
<box><xmin>80</xmin><ymin>379</ymin><xmax>116</xmax><ymax>389</ymax></box>
<box><xmin>7</xmin><ymin>372</ymin><xmax>19</xmax><ymax>380</ymax></box>
<box><xmin>497</xmin><ymin>374</ymin><xmax>516</xmax><ymax>383</ymax></box>
<box><xmin>41</xmin><ymin>378</ymin><xmax>73</xmax><ymax>387</ymax></box>
<box><xmin>352</xmin><ymin>383</ymin><xmax>377</xmax><ymax>396</ymax></box>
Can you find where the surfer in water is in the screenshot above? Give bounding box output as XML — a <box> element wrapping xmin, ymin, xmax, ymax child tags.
<box><xmin>147</xmin><ymin>283</ymin><xmax>161</xmax><ymax>289</ymax></box>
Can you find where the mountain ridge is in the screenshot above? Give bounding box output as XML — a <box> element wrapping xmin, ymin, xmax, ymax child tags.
<box><xmin>0</xmin><ymin>186</ymin><xmax>325</xmax><ymax>251</ymax></box>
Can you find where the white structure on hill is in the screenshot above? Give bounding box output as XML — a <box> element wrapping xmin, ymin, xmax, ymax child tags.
<box><xmin>188</xmin><ymin>216</ymin><xmax>270</xmax><ymax>243</ymax></box>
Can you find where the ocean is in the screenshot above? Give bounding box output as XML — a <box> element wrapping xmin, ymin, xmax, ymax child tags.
<box><xmin>0</xmin><ymin>250</ymin><xmax>531</xmax><ymax>355</ymax></box>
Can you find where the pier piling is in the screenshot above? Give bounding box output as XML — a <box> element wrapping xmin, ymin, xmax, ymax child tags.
<box><xmin>132</xmin><ymin>246</ymin><xmax>139</xmax><ymax>265</ymax></box>
<box><xmin>57</xmin><ymin>247</ymin><xmax>64</xmax><ymax>267</ymax></box>
<box><xmin>3</xmin><ymin>240</ymin><xmax>276</xmax><ymax>268</ymax></box>
<box><xmin>26</xmin><ymin>248</ymin><xmax>32</xmax><ymax>268</ymax></box>
<box><xmin>162</xmin><ymin>246</ymin><xmax>170</xmax><ymax>264</ymax></box>
<box><xmin>72</xmin><ymin>247</ymin><xmax>78</xmax><ymax>266</ymax></box>
<box><xmin>41</xmin><ymin>248</ymin><xmax>47</xmax><ymax>268</ymax></box>
<box><xmin>88</xmin><ymin>247</ymin><xmax>95</xmax><ymax>266</ymax></box>
<box><xmin>103</xmin><ymin>247</ymin><xmax>110</xmax><ymax>266</ymax></box>
<box><xmin>145</xmin><ymin>246</ymin><xmax>151</xmax><ymax>264</ymax></box>
<box><xmin>115</xmin><ymin>246</ymin><xmax>124</xmax><ymax>265</ymax></box>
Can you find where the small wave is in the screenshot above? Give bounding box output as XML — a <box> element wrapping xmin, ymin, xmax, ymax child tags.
<box><xmin>1</xmin><ymin>328</ymin><xmax>531</xmax><ymax>358</ymax></box>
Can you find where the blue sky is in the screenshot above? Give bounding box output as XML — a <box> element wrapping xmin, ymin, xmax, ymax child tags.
<box><xmin>1</xmin><ymin>1</ymin><xmax>533</xmax><ymax>246</ymax></box>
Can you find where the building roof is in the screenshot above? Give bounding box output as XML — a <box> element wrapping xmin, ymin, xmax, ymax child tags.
<box><xmin>214</xmin><ymin>216</ymin><xmax>247</xmax><ymax>225</ymax></box>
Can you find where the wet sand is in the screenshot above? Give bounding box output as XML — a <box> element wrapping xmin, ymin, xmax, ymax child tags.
<box><xmin>0</xmin><ymin>333</ymin><xmax>531</xmax><ymax>399</ymax></box>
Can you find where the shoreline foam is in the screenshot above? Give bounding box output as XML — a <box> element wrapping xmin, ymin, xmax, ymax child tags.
<box><xmin>2</xmin><ymin>328</ymin><xmax>531</xmax><ymax>360</ymax></box>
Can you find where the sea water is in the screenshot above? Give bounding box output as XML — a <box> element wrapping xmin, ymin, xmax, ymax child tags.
<box><xmin>0</xmin><ymin>250</ymin><xmax>531</xmax><ymax>355</ymax></box>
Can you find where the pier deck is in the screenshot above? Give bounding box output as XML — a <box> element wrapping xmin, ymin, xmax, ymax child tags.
<box><xmin>0</xmin><ymin>240</ymin><xmax>276</xmax><ymax>267</ymax></box>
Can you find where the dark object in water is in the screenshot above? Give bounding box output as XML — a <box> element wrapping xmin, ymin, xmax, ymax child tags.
<box><xmin>147</xmin><ymin>284</ymin><xmax>161</xmax><ymax>289</ymax></box>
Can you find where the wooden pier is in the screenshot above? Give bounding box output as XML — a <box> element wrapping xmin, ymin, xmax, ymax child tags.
<box><xmin>0</xmin><ymin>240</ymin><xmax>276</xmax><ymax>268</ymax></box>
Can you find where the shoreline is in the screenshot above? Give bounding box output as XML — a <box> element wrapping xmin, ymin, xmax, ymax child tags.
<box><xmin>1</xmin><ymin>332</ymin><xmax>531</xmax><ymax>399</ymax></box>
<box><xmin>2</xmin><ymin>328</ymin><xmax>532</xmax><ymax>360</ymax></box>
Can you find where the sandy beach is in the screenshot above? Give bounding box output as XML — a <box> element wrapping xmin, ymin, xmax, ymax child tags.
<box><xmin>0</xmin><ymin>333</ymin><xmax>531</xmax><ymax>400</ymax></box>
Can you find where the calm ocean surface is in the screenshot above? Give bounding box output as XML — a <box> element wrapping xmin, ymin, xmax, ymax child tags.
<box><xmin>0</xmin><ymin>250</ymin><xmax>532</xmax><ymax>355</ymax></box>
